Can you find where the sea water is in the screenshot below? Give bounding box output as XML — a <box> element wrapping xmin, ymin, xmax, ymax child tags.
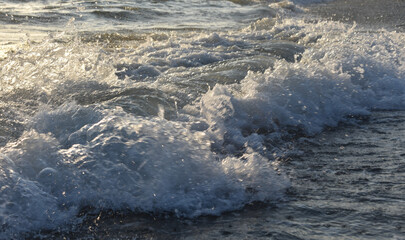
<box><xmin>0</xmin><ymin>0</ymin><xmax>404</xmax><ymax>239</ymax></box>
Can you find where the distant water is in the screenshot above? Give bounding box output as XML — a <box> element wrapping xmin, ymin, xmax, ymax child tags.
<box><xmin>0</xmin><ymin>0</ymin><xmax>404</xmax><ymax>239</ymax></box>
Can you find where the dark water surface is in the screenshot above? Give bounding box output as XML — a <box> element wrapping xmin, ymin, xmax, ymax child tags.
<box><xmin>310</xmin><ymin>0</ymin><xmax>405</xmax><ymax>31</ymax></box>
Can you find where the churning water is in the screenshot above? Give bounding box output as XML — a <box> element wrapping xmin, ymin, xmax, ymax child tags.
<box><xmin>0</xmin><ymin>0</ymin><xmax>404</xmax><ymax>239</ymax></box>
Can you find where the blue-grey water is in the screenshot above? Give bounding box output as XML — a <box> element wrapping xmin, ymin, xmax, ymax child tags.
<box><xmin>0</xmin><ymin>0</ymin><xmax>404</xmax><ymax>239</ymax></box>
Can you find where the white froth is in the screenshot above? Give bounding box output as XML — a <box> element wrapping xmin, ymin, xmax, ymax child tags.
<box><xmin>199</xmin><ymin>16</ymin><xmax>405</xmax><ymax>154</ymax></box>
<box><xmin>0</xmin><ymin>104</ymin><xmax>288</xmax><ymax>237</ymax></box>
<box><xmin>0</xmin><ymin>0</ymin><xmax>405</xmax><ymax>237</ymax></box>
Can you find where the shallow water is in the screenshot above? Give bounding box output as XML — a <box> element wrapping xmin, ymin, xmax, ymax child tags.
<box><xmin>0</xmin><ymin>0</ymin><xmax>405</xmax><ymax>239</ymax></box>
<box><xmin>34</xmin><ymin>111</ymin><xmax>405</xmax><ymax>239</ymax></box>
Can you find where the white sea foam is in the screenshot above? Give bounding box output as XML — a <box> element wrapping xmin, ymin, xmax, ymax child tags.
<box><xmin>0</xmin><ymin>0</ymin><xmax>405</xmax><ymax>237</ymax></box>
<box><xmin>200</xmin><ymin>17</ymin><xmax>405</xmax><ymax>154</ymax></box>
<box><xmin>0</xmin><ymin>103</ymin><xmax>288</xmax><ymax>237</ymax></box>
